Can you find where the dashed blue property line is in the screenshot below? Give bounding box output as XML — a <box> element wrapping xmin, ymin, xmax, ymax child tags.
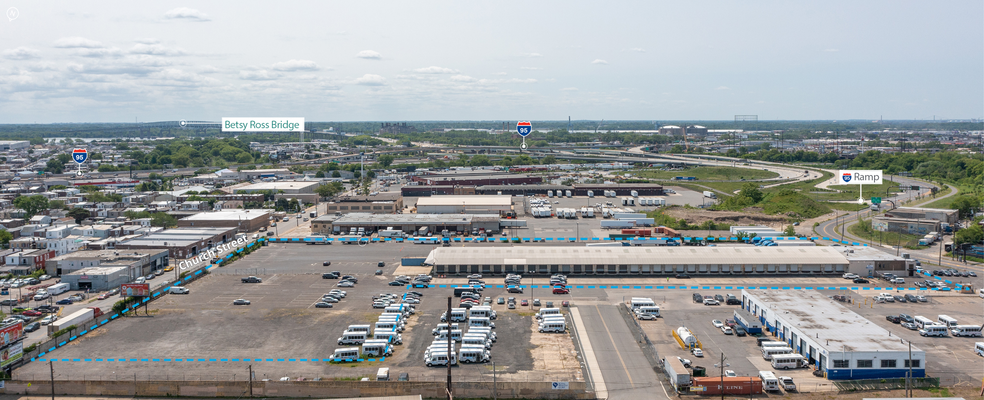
<box><xmin>39</xmin><ymin>357</ymin><xmax>387</xmax><ymax>363</ymax></box>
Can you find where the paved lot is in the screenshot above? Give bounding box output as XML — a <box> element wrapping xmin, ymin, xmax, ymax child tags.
<box><xmin>576</xmin><ymin>304</ymin><xmax>666</xmax><ymax>400</ymax></box>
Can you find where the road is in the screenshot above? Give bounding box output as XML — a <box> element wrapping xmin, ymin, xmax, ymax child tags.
<box><xmin>575</xmin><ymin>304</ymin><xmax>666</xmax><ymax>400</ymax></box>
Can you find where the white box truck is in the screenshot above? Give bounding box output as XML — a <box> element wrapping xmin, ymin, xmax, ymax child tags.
<box><xmin>703</xmin><ymin>191</ymin><xmax>716</xmax><ymax>199</ymax></box>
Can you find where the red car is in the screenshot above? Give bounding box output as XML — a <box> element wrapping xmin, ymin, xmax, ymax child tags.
<box><xmin>21</xmin><ymin>310</ymin><xmax>42</xmax><ymax>317</ymax></box>
<box><xmin>521</xmin><ymin>299</ymin><xmax>529</xmax><ymax>306</ymax></box>
<box><xmin>98</xmin><ymin>292</ymin><xmax>112</xmax><ymax>300</ymax></box>
<box><xmin>552</xmin><ymin>287</ymin><xmax>569</xmax><ymax>295</ymax></box>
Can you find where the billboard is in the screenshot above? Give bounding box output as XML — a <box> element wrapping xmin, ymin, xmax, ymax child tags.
<box><xmin>0</xmin><ymin>342</ymin><xmax>22</xmax><ymax>368</ymax></box>
<box><xmin>838</xmin><ymin>170</ymin><xmax>883</xmax><ymax>185</ymax></box>
<box><xmin>0</xmin><ymin>322</ymin><xmax>23</xmax><ymax>348</ymax></box>
<box><xmin>120</xmin><ymin>283</ymin><xmax>151</xmax><ymax>297</ymax></box>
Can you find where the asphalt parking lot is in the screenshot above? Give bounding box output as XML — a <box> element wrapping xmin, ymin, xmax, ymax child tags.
<box><xmin>13</xmin><ymin>244</ymin><xmax>569</xmax><ymax>383</ymax></box>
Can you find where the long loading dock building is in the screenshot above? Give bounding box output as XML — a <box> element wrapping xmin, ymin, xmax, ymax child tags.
<box><xmin>741</xmin><ymin>289</ymin><xmax>926</xmax><ymax>380</ymax></box>
<box><xmin>424</xmin><ymin>246</ymin><xmax>850</xmax><ymax>276</ymax></box>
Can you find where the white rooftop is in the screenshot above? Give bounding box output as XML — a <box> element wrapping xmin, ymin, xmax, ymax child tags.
<box><xmin>425</xmin><ymin>246</ymin><xmax>850</xmax><ymax>266</ymax></box>
<box><xmin>416</xmin><ymin>195</ymin><xmax>512</xmax><ymax>207</ymax></box>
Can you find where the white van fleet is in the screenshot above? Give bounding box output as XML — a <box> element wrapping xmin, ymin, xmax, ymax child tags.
<box><xmin>361</xmin><ymin>341</ymin><xmax>393</xmax><ymax>357</ymax></box>
<box><xmin>635</xmin><ymin>306</ymin><xmax>660</xmax><ymax>317</ymax></box>
<box><xmin>459</xmin><ymin>347</ymin><xmax>490</xmax><ymax>363</ymax></box>
<box><xmin>761</xmin><ymin>347</ymin><xmax>794</xmax><ymax>360</ymax></box>
<box><xmin>467</xmin><ymin>327</ymin><xmax>497</xmax><ymax>342</ymax></box>
<box><xmin>424</xmin><ymin>351</ymin><xmax>457</xmax><ymax>367</ymax></box>
<box><xmin>913</xmin><ymin>316</ymin><xmax>934</xmax><ymax>329</ymax></box>
<box><xmin>771</xmin><ymin>354</ymin><xmax>808</xmax><ymax>370</ymax></box>
<box><xmin>976</xmin><ymin>342</ymin><xmax>984</xmax><ymax>357</ymax></box>
<box><xmin>536</xmin><ymin>308</ymin><xmax>561</xmax><ymax>320</ymax></box>
<box><xmin>462</xmin><ymin>335</ymin><xmax>492</xmax><ymax>349</ymax></box>
<box><xmin>538</xmin><ymin>320</ymin><xmax>566</xmax><ymax>333</ymax></box>
<box><xmin>331</xmin><ymin>347</ymin><xmax>360</xmax><ymax>361</ymax></box>
<box><xmin>468</xmin><ymin>317</ymin><xmax>495</xmax><ymax>329</ymax></box>
<box><xmin>950</xmin><ymin>325</ymin><xmax>983</xmax><ymax>338</ymax></box>
<box><xmin>919</xmin><ymin>324</ymin><xmax>949</xmax><ymax>337</ymax></box>
<box><xmin>937</xmin><ymin>315</ymin><xmax>958</xmax><ymax>328</ymax></box>
<box><xmin>373</xmin><ymin>331</ymin><xmax>403</xmax><ymax>344</ymax></box>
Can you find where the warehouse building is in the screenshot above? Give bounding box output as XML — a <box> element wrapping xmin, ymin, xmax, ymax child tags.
<box><xmin>45</xmin><ymin>249</ymin><xmax>169</xmax><ymax>279</ymax></box>
<box><xmin>871</xmin><ymin>217</ymin><xmax>940</xmax><ymax>236</ymax></box>
<box><xmin>0</xmin><ymin>141</ymin><xmax>30</xmax><ymax>151</ymax></box>
<box><xmin>839</xmin><ymin>247</ymin><xmax>913</xmax><ymax>277</ymax></box>
<box><xmin>409</xmin><ymin>171</ymin><xmax>546</xmax><ymax>186</ymax></box>
<box><xmin>236</xmin><ymin>181</ymin><xmax>320</xmax><ymax>195</ymax></box>
<box><xmin>326</xmin><ymin>193</ymin><xmax>404</xmax><ymax>214</ymax></box>
<box><xmin>61</xmin><ymin>266</ymin><xmax>131</xmax><ymax>291</ymax></box>
<box><xmin>177</xmin><ymin>209</ymin><xmax>272</xmax><ymax>232</ymax></box>
<box><xmin>415</xmin><ymin>195</ymin><xmax>513</xmax><ymax>215</ymax></box>
<box><xmin>884</xmin><ymin>207</ymin><xmax>959</xmax><ymax>225</ymax></box>
<box><xmin>401</xmin><ymin>185</ymin><xmax>476</xmax><ymax>197</ymax></box>
<box><xmin>115</xmin><ymin>227</ymin><xmax>238</xmax><ymax>259</ymax></box>
<box><xmin>424</xmin><ymin>246</ymin><xmax>849</xmax><ymax>275</ymax></box>
<box><xmin>741</xmin><ymin>289</ymin><xmax>925</xmax><ymax>380</ymax></box>
<box><xmin>329</xmin><ymin>213</ymin><xmax>500</xmax><ymax>235</ymax></box>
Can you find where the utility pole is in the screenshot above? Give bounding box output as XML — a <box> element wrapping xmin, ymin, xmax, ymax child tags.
<box><xmin>907</xmin><ymin>341</ymin><xmax>912</xmax><ymax>398</ymax></box>
<box><xmin>446</xmin><ymin>296</ymin><xmax>453</xmax><ymax>400</ymax></box>
<box><xmin>49</xmin><ymin>360</ymin><xmax>55</xmax><ymax>400</ymax></box>
<box><xmin>248</xmin><ymin>364</ymin><xmax>253</xmax><ymax>397</ymax></box>
<box><xmin>492</xmin><ymin>361</ymin><xmax>497</xmax><ymax>400</ymax></box>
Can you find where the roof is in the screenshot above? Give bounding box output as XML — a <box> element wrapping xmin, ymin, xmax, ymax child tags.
<box><xmin>65</xmin><ymin>266</ymin><xmax>127</xmax><ymax>276</ymax></box>
<box><xmin>743</xmin><ymin>289</ymin><xmax>921</xmax><ymax>353</ymax></box>
<box><xmin>416</xmin><ymin>195</ymin><xmax>512</xmax><ymax>207</ymax></box>
<box><xmin>893</xmin><ymin>207</ymin><xmax>957</xmax><ymax>213</ymax></box>
<box><xmin>180</xmin><ymin>209</ymin><xmax>272</xmax><ymax>222</ymax></box>
<box><xmin>334</xmin><ymin>213</ymin><xmax>499</xmax><ymax>225</ymax></box>
<box><xmin>240</xmin><ymin>181</ymin><xmax>320</xmax><ymax>191</ymax></box>
<box><xmin>841</xmin><ymin>246</ymin><xmax>907</xmax><ymax>262</ymax></box>
<box><xmin>424</xmin><ymin>246</ymin><xmax>849</xmax><ymax>266</ymax></box>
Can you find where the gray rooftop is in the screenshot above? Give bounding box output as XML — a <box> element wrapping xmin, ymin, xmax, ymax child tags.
<box><xmin>334</xmin><ymin>213</ymin><xmax>499</xmax><ymax>225</ymax></box>
<box><xmin>744</xmin><ymin>289</ymin><xmax>921</xmax><ymax>353</ymax></box>
<box><xmin>425</xmin><ymin>246</ymin><xmax>850</xmax><ymax>266</ymax></box>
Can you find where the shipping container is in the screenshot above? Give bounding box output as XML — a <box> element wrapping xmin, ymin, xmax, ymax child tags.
<box><xmin>690</xmin><ymin>377</ymin><xmax>763</xmax><ymax>395</ymax></box>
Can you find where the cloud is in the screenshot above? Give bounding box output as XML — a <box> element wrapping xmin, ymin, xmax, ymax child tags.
<box><xmin>134</xmin><ymin>38</ymin><xmax>160</xmax><ymax>45</ymax></box>
<box><xmin>356</xmin><ymin>50</ymin><xmax>381</xmax><ymax>60</ymax></box>
<box><xmin>414</xmin><ymin>66</ymin><xmax>457</xmax><ymax>74</ymax></box>
<box><xmin>149</xmin><ymin>68</ymin><xmax>218</xmax><ymax>87</ymax></box>
<box><xmin>53</xmin><ymin>37</ymin><xmax>104</xmax><ymax>49</ymax></box>
<box><xmin>624</xmin><ymin>48</ymin><xmax>645</xmax><ymax>52</ymax></box>
<box><xmin>272</xmin><ymin>59</ymin><xmax>320</xmax><ymax>71</ymax></box>
<box><xmin>164</xmin><ymin>7</ymin><xmax>210</xmax><ymax>21</ymax></box>
<box><xmin>560</xmin><ymin>87</ymin><xmax>578</xmax><ymax>91</ymax></box>
<box><xmin>355</xmin><ymin>74</ymin><xmax>386</xmax><ymax>86</ymax></box>
<box><xmin>591</xmin><ymin>59</ymin><xmax>608</xmax><ymax>65</ymax></box>
<box><xmin>823</xmin><ymin>48</ymin><xmax>839</xmax><ymax>52</ymax></box>
<box><xmin>450</xmin><ymin>75</ymin><xmax>477</xmax><ymax>82</ymax></box>
<box><xmin>715</xmin><ymin>86</ymin><xmax>730</xmax><ymax>90</ymax></box>
<box><xmin>239</xmin><ymin>69</ymin><xmax>282</xmax><ymax>80</ymax></box>
<box><xmin>129</xmin><ymin>44</ymin><xmax>187</xmax><ymax>56</ymax></box>
<box><xmin>520</xmin><ymin>67</ymin><xmax>542</xmax><ymax>70</ymax></box>
<box><xmin>2</xmin><ymin>47</ymin><xmax>41</xmax><ymax>60</ymax></box>
<box><xmin>75</xmin><ymin>47</ymin><xmax>124</xmax><ymax>58</ymax></box>
<box><xmin>493</xmin><ymin>72</ymin><xmax>507</xmax><ymax>76</ymax></box>
<box><xmin>527</xmin><ymin>53</ymin><xmax>543</xmax><ymax>57</ymax></box>
<box><xmin>199</xmin><ymin>65</ymin><xmax>221</xmax><ymax>74</ymax></box>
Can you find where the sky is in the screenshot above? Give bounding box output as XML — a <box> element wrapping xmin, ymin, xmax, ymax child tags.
<box><xmin>0</xmin><ymin>1</ymin><xmax>982</xmax><ymax>123</ymax></box>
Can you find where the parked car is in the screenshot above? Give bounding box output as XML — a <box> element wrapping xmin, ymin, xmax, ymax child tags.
<box><xmin>675</xmin><ymin>274</ymin><xmax>691</xmax><ymax>279</ymax></box>
<box><xmin>901</xmin><ymin>322</ymin><xmax>918</xmax><ymax>330</ymax></box>
<box><xmin>22</xmin><ymin>310</ymin><xmax>42</xmax><ymax>317</ymax></box>
<box><xmin>55</xmin><ymin>298</ymin><xmax>73</xmax><ymax>305</ymax></box>
<box><xmin>721</xmin><ymin>326</ymin><xmax>733</xmax><ymax>335</ymax></box>
<box><xmin>314</xmin><ymin>302</ymin><xmax>333</xmax><ymax>308</ymax></box>
<box><xmin>323</xmin><ymin>261</ymin><xmax>331</xmax><ymax>266</ymax></box>
<box><xmin>233</xmin><ymin>299</ymin><xmax>251</xmax><ymax>305</ymax></box>
<box><xmin>734</xmin><ymin>326</ymin><xmax>747</xmax><ymax>336</ymax></box>
<box><xmin>853</xmin><ymin>278</ymin><xmax>869</xmax><ymax>284</ymax></box>
<box><xmin>520</xmin><ymin>299</ymin><xmax>528</xmax><ymax>306</ymax></box>
<box><xmin>703</xmin><ymin>298</ymin><xmax>720</xmax><ymax>306</ymax></box>
<box><xmin>713</xmin><ymin>294</ymin><xmax>725</xmax><ymax>302</ymax></box>
<box><xmin>885</xmin><ymin>315</ymin><xmax>900</xmax><ymax>323</ymax></box>
<box><xmin>711</xmin><ymin>319</ymin><xmax>724</xmax><ymax>328</ymax></box>
<box><xmin>497</xmin><ymin>297</ymin><xmax>505</xmax><ymax>304</ymax></box>
<box><xmin>691</xmin><ymin>348</ymin><xmax>704</xmax><ymax>357</ymax></box>
<box><xmin>24</xmin><ymin>322</ymin><xmax>40</xmax><ymax>332</ymax></box>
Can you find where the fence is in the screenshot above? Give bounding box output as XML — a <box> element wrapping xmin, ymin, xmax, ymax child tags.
<box><xmin>617</xmin><ymin>303</ymin><xmax>664</xmax><ymax>375</ymax></box>
<box><xmin>834</xmin><ymin>377</ymin><xmax>940</xmax><ymax>391</ymax></box>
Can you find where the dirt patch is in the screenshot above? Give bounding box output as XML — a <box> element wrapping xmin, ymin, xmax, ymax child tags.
<box><xmin>527</xmin><ymin>318</ymin><xmax>582</xmax><ymax>382</ymax></box>
<box><xmin>664</xmin><ymin>208</ymin><xmax>789</xmax><ymax>227</ymax></box>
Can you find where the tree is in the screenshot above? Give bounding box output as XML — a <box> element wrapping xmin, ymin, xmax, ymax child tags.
<box><xmin>13</xmin><ymin>195</ymin><xmax>49</xmax><ymax>219</ymax></box>
<box><xmin>784</xmin><ymin>225</ymin><xmax>797</xmax><ymax>236</ymax></box>
<box><xmin>0</xmin><ymin>230</ymin><xmax>11</xmax><ymax>249</ymax></box>
<box><xmin>954</xmin><ymin>224</ymin><xmax>983</xmax><ymax>247</ymax></box>
<box><xmin>332</xmin><ymin>170</ymin><xmax>341</xmax><ymax>178</ymax></box>
<box><xmin>315</xmin><ymin>182</ymin><xmax>344</xmax><ymax>198</ymax></box>
<box><xmin>67</xmin><ymin>208</ymin><xmax>90</xmax><ymax>224</ymax></box>
<box><xmin>377</xmin><ymin>154</ymin><xmax>395</xmax><ymax>167</ymax></box>
<box><xmin>46</xmin><ymin>158</ymin><xmax>65</xmax><ymax>174</ymax></box>
<box><xmin>541</xmin><ymin>155</ymin><xmax>556</xmax><ymax>165</ymax></box>
<box><xmin>150</xmin><ymin>213</ymin><xmax>178</xmax><ymax>228</ymax></box>
<box><xmin>738</xmin><ymin>183</ymin><xmax>764</xmax><ymax>203</ymax></box>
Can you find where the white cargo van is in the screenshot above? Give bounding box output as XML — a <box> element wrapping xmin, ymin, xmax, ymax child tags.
<box><xmin>47</xmin><ymin>282</ymin><xmax>70</xmax><ymax>295</ymax></box>
<box><xmin>467</xmin><ymin>327</ymin><xmax>497</xmax><ymax>342</ymax></box>
<box><xmin>538</xmin><ymin>321</ymin><xmax>566</xmax><ymax>333</ymax></box>
<box><xmin>331</xmin><ymin>347</ymin><xmax>360</xmax><ymax>361</ymax></box>
<box><xmin>169</xmin><ymin>286</ymin><xmax>189</xmax><ymax>294</ymax></box>
<box><xmin>976</xmin><ymin>342</ymin><xmax>984</xmax><ymax>357</ymax></box>
<box><xmin>436</xmin><ymin>329</ymin><xmax>463</xmax><ymax>341</ymax></box>
<box><xmin>635</xmin><ymin>306</ymin><xmax>660</xmax><ymax>317</ymax></box>
<box><xmin>919</xmin><ymin>324</ymin><xmax>949</xmax><ymax>337</ymax></box>
<box><xmin>913</xmin><ymin>316</ymin><xmax>934</xmax><ymax>329</ymax></box>
<box><xmin>462</xmin><ymin>335</ymin><xmax>492</xmax><ymax>349</ymax></box>
<box><xmin>938</xmin><ymin>315</ymin><xmax>958</xmax><ymax>327</ymax></box>
<box><xmin>761</xmin><ymin>347</ymin><xmax>794</xmax><ymax>360</ymax></box>
<box><xmin>432</xmin><ymin>323</ymin><xmax>460</xmax><ymax>335</ymax></box>
<box><xmin>536</xmin><ymin>308</ymin><xmax>561</xmax><ymax>320</ymax></box>
<box><xmin>373</xmin><ymin>331</ymin><xmax>403</xmax><ymax>344</ymax></box>
<box><xmin>630</xmin><ymin>298</ymin><xmax>656</xmax><ymax>309</ymax></box>
<box><xmin>347</xmin><ymin>325</ymin><xmax>371</xmax><ymax>333</ymax></box>
<box><xmin>459</xmin><ymin>348</ymin><xmax>490</xmax><ymax>363</ymax></box>
<box><xmin>770</xmin><ymin>354</ymin><xmax>808</xmax><ymax>369</ymax></box>
<box><xmin>469</xmin><ymin>306</ymin><xmax>497</xmax><ymax>320</ymax></box>
<box><xmin>759</xmin><ymin>371</ymin><xmax>779</xmax><ymax>392</ymax></box>
<box><xmin>337</xmin><ymin>330</ymin><xmax>368</xmax><ymax>345</ymax></box>
<box><xmin>441</xmin><ymin>309</ymin><xmax>467</xmax><ymax>322</ymax></box>
<box><xmin>761</xmin><ymin>342</ymin><xmax>790</xmax><ymax>349</ymax></box>
<box><xmin>376</xmin><ymin>367</ymin><xmax>389</xmax><ymax>381</ymax></box>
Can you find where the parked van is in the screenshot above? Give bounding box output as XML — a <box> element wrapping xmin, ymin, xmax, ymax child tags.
<box><xmin>536</xmin><ymin>308</ymin><xmax>561</xmax><ymax>320</ymax></box>
<box><xmin>761</xmin><ymin>342</ymin><xmax>790</xmax><ymax>349</ymax></box>
<box><xmin>432</xmin><ymin>323</ymin><xmax>460</xmax><ymax>335</ymax></box>
<box><xmin>441</xmin><ymin>309</ymin><xmax>468</xmax><ymax>322</ymax></box>
<box><xmin>362</xmin><ymin>341</ymin><xmax>393</xmax><ymax>357</ymax></box>
<box><xmin>951</xmin><ymin>325</ymin><xmax>983</xmax><ymax>338</ymax></box>
<box><xmin>976</xmin><ymin>342</ymin><xmax>984</xmax><ymax>357</ymax></box>
<box><xmin>468</xmin><ymin>317</ymin><xmax>495</xmax><ymax>329</ymax></box>
<box><xmin>468</xmin><ymin>327</ymin><xmax>497</xmax><ymax>342</ymax></box>
<box><xmin>630</xmin><ymin>298</ymin><xmax>656</xmax><ymax>309</ymax></box>
<box><xmin>331</xmin><ymin>347</ymin><xmax>361</xmax><ymax>361</ymax></box>
<box><xmin>424</xmin><ymin>351</ymin><xmax>457</xmax><ymax>367</ymax></box>
<box><xmin>771</xmin><ymin>354</ymin><xmax>808</xmax><ymax>370</ymax></box>
<box><xmin>938</xmin><ymin>315</ymin><xmax>958</xmax><ymax>328</ymax></box>
<box><xmin>337</xmin><ymin>330</ymin><xmax>368</xmax><ymax>345</ymax></box>
<box><xmin>375</xmin><ymin>321</ymin><xmax>404</xmax><ymax>333</ymax></box>
<box><xmin>47</xmin><ymin>283</ymin><xmax>70</xmax><ymax>295</ymax></box>
<box><xmin>919</xmin><ymin>324</ymin><xmax>949</xmax><ymax>337</ymax></box>
<box><xmin>459</xmin><ymin>347</ymin><xmax>490</xmax><ymax>363</ymax></box>
<box><xmin>347</xmin><ymin>325</ymin><xmax>372</xmax><ymax>333</ymax></box>
<box><xmin>539</xmin><ymin>315</ymin><xmax>566</xmax><ymax>325</ymax></box>
<box><xmin>759</xmin><ymin>371</ymin><xmax>780</xmax><ymax>392</ymax></box>
<box><xmin>376</xmin><ymin>367</ymin><xmax>389</xmax><ymax>381</ymax></box>
<box><xmin>761</xmin><ymin>347</ymin><xmax>794</xmax><ymax>360</ymax></box>
<box><xmin>436</xmin><ymin>329</ymin><xmax>463</xmax><ymax>341</ymax></box>
<box><xmin>373</xmin><ymin>331</ymin><xmax>403</xmax><ymax>344</ymax></box>
<box><xmin>384</xmin><ymin>306</ymin><xmax>411</xmax><ymax>317</ymax></box>
<box><xmin>913</xmin><ymin>316</ymin><xmax>934</xmax><ymax>329</ymax></box>
<box><xmin>538</xmin><ymin>321</ymin><xmax>566</xmax><ymax>333</ymax></box>
<box><xmin>635</xmin><ymin>306</ymin><xmax>660</xmax><ymax>317</ymax></box>
<box><xmin>469</xmin><ymin>306</ymin><xmax>497</xmax><ymax>320</ymax></box>
<box><xmin>462</xmin><ymin>335</ymin><xmax>492</xmax><ymax>349</ymax></box>
<box><xmin>168</xmin><ymin>286</ymin><xmax>189</xmax><ymax>294</ymax></box>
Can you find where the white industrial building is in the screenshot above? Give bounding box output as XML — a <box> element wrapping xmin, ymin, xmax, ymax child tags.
<box><xmin>415</xmin><ymin>195</ymin><xmax>513</xmax><ymax>215</ymax></box>
<box><xmin>741</xmin><ymin>289</ymin><xmax>925</xmax><ymax>380</ymax></box>
<box><xmin>424</xmin><ymin>246</ymin><xmax>850</xmax><ymax>275</ymax></box>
